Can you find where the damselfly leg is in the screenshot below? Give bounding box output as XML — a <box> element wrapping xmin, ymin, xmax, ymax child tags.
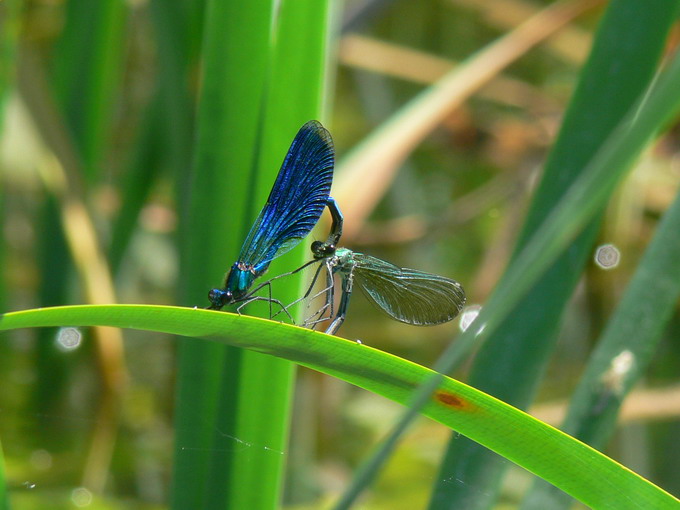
<box><xmin>301</xmin><ymin>259</ymin><xmax>337</xmax><ymax>329</ymax></box>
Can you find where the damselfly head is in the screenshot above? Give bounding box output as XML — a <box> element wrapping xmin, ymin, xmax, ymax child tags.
<box><xmin>311</xmin><ymin>240</ymin><xmax>336</xmax><ymax>259</ymax></box>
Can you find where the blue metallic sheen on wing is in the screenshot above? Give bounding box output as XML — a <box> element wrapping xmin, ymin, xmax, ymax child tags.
<box><xmin>238</xmin><ymin>120</ymin><xmax>334</xmax><ymax>268</ymax></box>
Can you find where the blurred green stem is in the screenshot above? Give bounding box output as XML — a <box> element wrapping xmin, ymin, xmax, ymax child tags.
<box><xmin>429</xmin><ymin>2</ymin><xmax>680</xmax><ymax>507</ymax></box>
<box><xmin>522</xmin><ymin>188</ymin><xmax>680</xmax><ymax>508</ymax></box>
<box><xmin>0</xmin><ymin>438</ymin><xmax>7</xmax><ymax>510</ymax></box>
<box><xmin>51</xmin><ymin>0</ymin><xmax>126</xmax><ymax>184</ymax></box>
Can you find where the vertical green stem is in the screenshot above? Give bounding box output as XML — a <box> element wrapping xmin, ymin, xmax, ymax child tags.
<box><xmin>173</xmin><ymin>0</ymin><xmax>330</xmax><ymax>507</ymax></box>
<box><xmin>173</xmin><ymin>1</ymin><xmax>273</xmax><ymax>505</ymax></box>
<box><xmin>0</xmin><ymin>438</ymin><xmax>6</xmax><ymax>510</ymax></box>
<box><xmin>51</xmin><ymin>0</ymin><xmax>126</xmax><ymax>184</ymax></box>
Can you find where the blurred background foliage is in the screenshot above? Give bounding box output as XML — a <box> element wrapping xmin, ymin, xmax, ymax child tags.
<box><xmin>0</xmin><ymin>0</ymin><xmax>678</xmax><ymax>508</ymax></box>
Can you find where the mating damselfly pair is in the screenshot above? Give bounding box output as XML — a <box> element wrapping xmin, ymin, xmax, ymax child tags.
<box><xmin>207</xmin><ymin>120</ymin><xmax>465</xmax><ymax>336</ymax></box>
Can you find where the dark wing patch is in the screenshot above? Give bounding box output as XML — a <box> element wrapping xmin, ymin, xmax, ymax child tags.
<box><xmin>239</xmin><ymin>120</ymin><xmax>334</xmax><ymax>266</ymax></box>
<box><xmin>351</xmin><ymin>253</ymin><xmax>466</xmax><ymax>325</ymax></box>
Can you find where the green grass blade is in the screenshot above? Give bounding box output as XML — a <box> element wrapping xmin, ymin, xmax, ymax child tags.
<box><xmin>51</xmin><ymin>0</ymin><xmax>127</xmax><ymax>184</ymax></box>
<box><xmin>430</xmin><ymin>1</ymin><xmax>680</xmax><ymax>507</ymax></box>
<box><xmin>0</xmin><ymin>437</ymin><xmax>7</xmax><ymax>510</ymax></box>
<box><xmin>33</xmin><ymin>196</ymin><xmax>73</xmax><ymax>432</ymax></box>
<box><xmin>0</xmin><ymin>0</ymin><xmax>20</xmax><ymax>123</ymax></box>
<box><xmin>110</xmin><ymin>0</ymin><xmax>196</xmax><ymax>273</ymax></box>
<box><xmin>175</xmin><ymin>0</ymin><xmax>330</xmax><ymax>506</ymax></box>
<box><xmin>172</xmin><ymin>0</ymin><xmax>274</xmax><ymax>507</ymax></box>
<box><xmin>243</xmin><ymin>3</ymin><xmax>331</xmax><ymax>503</ymax></box>
<box><xmin>201</xmin><ymin>3</ymin><xmax>331</xmax><ymax>509</ymax></box>
<box><xmin>522</xmin><ymin>192</ymin><xmax>680</xmax><ymax>508</ymax></box>
<box><xmin>108</xmin><ymin>100</ymin><xmax>163</xmax><ymax>272</ymax></box>
<box><xmin>1</xmin><ymin>305</ymin><xmax>678</xmax><ymax>509</ymax></box>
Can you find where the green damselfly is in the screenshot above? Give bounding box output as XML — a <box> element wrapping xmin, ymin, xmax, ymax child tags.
<box><xmin>299</xmin><ymin>242</ymin><xmax>466</xmax><ymax>335</ymax></box>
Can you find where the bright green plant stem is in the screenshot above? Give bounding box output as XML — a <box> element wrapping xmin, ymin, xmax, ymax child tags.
<box><xmin>0</xmin><ymin>305</ymin><xmax>678</xmax><ymax>510</ymax></box>
<box><xmin>173</xmin><ymin>1</ymin><xmax>274</xmax><ymax>508</ymax></box>
<box><xmin>176</xmin><ymin>0</ymin><xmax>330</xmax><ymax>508</ymax></box>
<box><xmin>430</xmin><ymin>1</ymin><xmax>680</xmax><ymax>508</ymax></box>
<box><xmin>209</xmin><ymin>3</ymin><xmax>331</xmax><ymax>508</ymax></box>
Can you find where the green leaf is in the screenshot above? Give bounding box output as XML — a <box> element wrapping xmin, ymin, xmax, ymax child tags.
<box><xmin>0</xmin><ymin>437</ymin><xmax>7</xmax><ymax>510</ymax></box>
<box><xmin>175</xmin><ymin>0</ymin><xmax>331</xmax><ymax>507</ymax></box>
<box><xmin>173</xmin><ymin>1</ymin><xmax>275</xmax><ymax>508</ymax></box>
<box><xmin>51</xmin><ymin>0</ymin><xmax>127</xmax><ymax>184</ymax></box>
<box><xmin>0</xmin><ymin>305</ymin><xmax>678</xmax><ymax>510</ymax></box>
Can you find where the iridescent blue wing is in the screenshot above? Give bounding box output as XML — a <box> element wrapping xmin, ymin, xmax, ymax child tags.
<box><xmin>351</xmin><ymin>253</ymin><xmax>466</xmax><ymax>325</ymax></box>
<box><xmin>239</xmin><ymin>120</ymin><xmax>334</xmax><ymax>267</ymax></box>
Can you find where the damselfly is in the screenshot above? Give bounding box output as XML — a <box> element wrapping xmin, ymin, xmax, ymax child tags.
<box><xmin>299</xmin><ymin>242</ymin><xmax>466</xmax><ymax>335</ymax></box>
<box><xmin>208</xmin><ymin>120</ymin><xmax>342</xmax><ymax>314</ymax></box>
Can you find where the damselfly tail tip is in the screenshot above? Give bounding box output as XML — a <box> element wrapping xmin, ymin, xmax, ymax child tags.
<box><xmin>208</xmin><ymin>287</ymin><xmax>233</xmax><ymax>310</ymax></box>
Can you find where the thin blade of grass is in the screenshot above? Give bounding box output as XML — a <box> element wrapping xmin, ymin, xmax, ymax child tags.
<box><xmin>0</xmin><ymin>0</ymin><xmax>20</xmax><ymax>124</ymax></box>
<box><xmin>110</xmin><ymin>0</ymin><xmax>197</xmax><ymax>272</ymax></box>
<box><xmin>50</xmin><ymin>0</ymin><xmax>126</xmax><ymax>184</ymax></box>
<box><xmin>172</xmin><ymin>0</ymin><xmax>274</xmax><ymax>507</ymax></box>
<box><xmin>430</xmin><ymin>2</ymin><xmax>680</xmax><ymax>507</ymax></box>
<box><xmin>521</xmin><ymin>190</ymin><xmax>680</xmax><ymax>508</ymax></box>
<box><xmin>108</xmin><ymin>100</ymin><xmax>163</xmax><ymax>272</ymax></box>
<box><xmin>0</xmin><ymin>438</ymin><xmax>6</xmax><ymax>510</ymax></box>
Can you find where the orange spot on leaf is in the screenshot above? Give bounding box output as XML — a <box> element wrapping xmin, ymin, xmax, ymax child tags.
<box><xmin>434</xmin><ymin>390</ymin><xmax>471</xmax><ymax>410</ymax></box>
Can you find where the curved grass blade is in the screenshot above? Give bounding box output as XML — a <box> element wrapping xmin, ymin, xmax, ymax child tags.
<box><xmin>0</xmin><ymin>305</ymin><xmax>678</xmax><ymax>510</ymax></box>
<box><xmin>208</xmin><ymin>120</ymin><xmax>335</xmax><ymax>308</ymax></box>
<box><xmin>521</xmin><ymin>189</ymin><xmax>680</xmax><ymax>509</ymax></box>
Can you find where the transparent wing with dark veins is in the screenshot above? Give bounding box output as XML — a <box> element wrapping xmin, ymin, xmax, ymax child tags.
<box><xmin>239</xmin><ymin>120</ymin><xmax>334</xmax><ymax>267</ymax></box>
<box><xmin>351</xmin><ymin>253</ymin><xmax>466</xmax><ymax>325</ymax></box>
